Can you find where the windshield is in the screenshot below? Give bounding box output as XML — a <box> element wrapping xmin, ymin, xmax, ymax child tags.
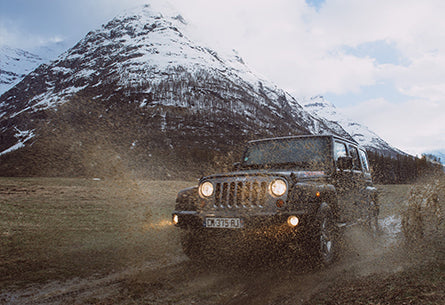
<box><xmin>242</xmin><ymin>137</ymin><xmax>331</xmax><ymax>170</ymax></box>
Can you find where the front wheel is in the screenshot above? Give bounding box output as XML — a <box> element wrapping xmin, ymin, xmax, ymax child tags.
<box><xmin>308</xmin><ymin>205</ymin><xmax>338</xmax><ymax>266</ymax></box>
<box><xmin>180</xmin><ymin>227</ymin><xmax>211</xmax><ymax>262</ymax></box>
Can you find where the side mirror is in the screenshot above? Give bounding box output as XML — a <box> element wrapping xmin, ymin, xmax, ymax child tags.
<box><xmin>232</xmin><ymin>162</ymin><xmax>241</xmax><ymax>171</ymax></box>
<box><xmin>337</xmin><ymin>156</ymin><xmax>353</xmax><ymax>170</ymax></box>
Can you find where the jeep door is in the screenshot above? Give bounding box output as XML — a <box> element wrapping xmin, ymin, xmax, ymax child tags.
<box><xmin>333</xmin><ymin>141</ymin><xmax>366</xmax><ymax>223</ymax></box>
<box><xmin>347</xmin><ymin>144</ymin><xmax>371</xmax><ymax>221</ymax></box>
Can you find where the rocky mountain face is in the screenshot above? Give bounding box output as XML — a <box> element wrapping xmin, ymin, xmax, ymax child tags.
<box><xmin>0</xmin><ymin>4</ymin><xmax>399</xmax><ymax>177</ymax></box>
<box><xmin>300</xmin><ymin>96</ymin><xmax>404</xmax><ymax>156</ymax></box>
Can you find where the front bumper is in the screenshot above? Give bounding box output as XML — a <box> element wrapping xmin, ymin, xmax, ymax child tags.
<box><xmin>171</xmin><ymin>210</ymin><xmax>310</xmax><ymax>231</ymax></box>
<box><xmin>172</xmin><ymin>210</ymin><xmax>315</xmax><ymax>253</ymax></box>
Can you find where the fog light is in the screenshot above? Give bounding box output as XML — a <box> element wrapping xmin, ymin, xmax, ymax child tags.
<box><xmin>172</xmin><ymin>214</ymin><xmax>179</xmax><ymax>225</ymax></box>
<box><xmin>287</xmin><ymin>215</ymin><xmax>299</xmax><ymax>227</ymax></box>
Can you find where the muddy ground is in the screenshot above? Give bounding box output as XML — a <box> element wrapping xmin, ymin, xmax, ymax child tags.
<box><xmin>0</xmin><ymin>178</ymin><xmax>444</xmax><ymax>304</ymax></box>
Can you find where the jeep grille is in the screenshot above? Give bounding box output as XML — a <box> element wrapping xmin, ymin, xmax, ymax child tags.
<box><xmin>214</xmin><ymin>181</ymin><xmax>268</xmax><ymax>208</ymax></box>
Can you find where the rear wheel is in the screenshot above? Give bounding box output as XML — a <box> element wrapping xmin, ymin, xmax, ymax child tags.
<box><xmin>366</xmin><ymin>200</ymin><xmax>380</xmax><ymax>238</ymax></box>
<box><xmin>319</xmin><ymin>213</ymin><xmax>335</xmax><ymax>264</ymax></box>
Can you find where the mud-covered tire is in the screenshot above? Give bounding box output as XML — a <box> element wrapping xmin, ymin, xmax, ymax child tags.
<box><xmin>309</xmin><ymin>204</ymin><xmax>337</xmax><ymax>266</ymax></box>
<box><xmin>180</xmin><ymin>228</ymin><xmax>204</xmax><ymax>260</ymax></box>
<box><xmin>180</xmin><ymin>227</ymin><xmax>217</xmax><ymax>263</ymax></box>
<box><xmin>366</xmin><ymin>200</ymin><xmax>381</xmax><ymax>238</ymax></box>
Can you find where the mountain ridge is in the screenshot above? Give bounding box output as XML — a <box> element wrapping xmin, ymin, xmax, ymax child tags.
<box><xmin>300</xmin><ymin>96</ymin><xmax>405</xmax><ymax>156</ymax></box>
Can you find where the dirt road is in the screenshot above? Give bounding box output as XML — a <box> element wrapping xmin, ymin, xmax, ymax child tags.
<box><xmin>1</xmin><ymin>179</ymin><xmax>444</xmax><ymax>304</ymax></box>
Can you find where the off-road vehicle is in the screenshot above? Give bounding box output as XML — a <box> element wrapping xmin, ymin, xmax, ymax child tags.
<box><xmin>172</xmin><ymin>135</ymin><xmax>379</xmax><ymax>265</ymax></box>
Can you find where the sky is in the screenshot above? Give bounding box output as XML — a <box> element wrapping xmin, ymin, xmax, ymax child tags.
<box><xmin>0</xmin><ymin>0</ymin><xmax>444</xmax><ymax>157</ymax></box>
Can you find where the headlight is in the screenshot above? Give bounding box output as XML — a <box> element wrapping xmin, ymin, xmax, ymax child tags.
<box><xmin>270</xmin><ymin>179</ymin><xmax>287</xmax><ymax>197</ymax></box>
<box><xmin>199</xmin><ymin>181</ymin><xmax>214</xmax><ymax>198</ymax></box>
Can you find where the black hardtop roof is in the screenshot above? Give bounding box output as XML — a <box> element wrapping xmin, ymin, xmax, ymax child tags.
<box><xmin>248</xmin><ymin>134</ymin><xmax>361</xmax><ymax>148</ymax></box>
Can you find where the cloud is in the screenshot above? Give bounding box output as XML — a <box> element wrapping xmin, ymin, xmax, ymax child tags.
<box><xmin>381</xmin><ymin>52</ymin><xmax>445</xmax><ymax>101</ymax></box>
<box><xmin>301</xmin><ymin>0</ymin><xmax>445</xmax><ymax>99</ymax></box>
<box><xmin>340</xmin><ymin>98</ymin><xmax>445</xmax><ymax>155</ymax></box>
<box><xmin>0</xmin><ymin>0</ymin><xmax>148</xmax><ymax>49</ymax></box>
<box><xmin>308</xmin><ymin>0</ymin><xmax>444</xmax><ymax>52</ymax></box>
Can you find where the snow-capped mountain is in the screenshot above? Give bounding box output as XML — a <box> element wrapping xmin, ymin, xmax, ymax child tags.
<box><xmin>0</xmin><ymin>3</ymin><xmax>402</xmax><ymax>176</ymax></box>
<box><xmin>0</xmin><ymin>43</ymin><xmax>69</xmax><ymax>96</ymax></box>
<box><xmin>0</xmin><ymin>46</ymin><xmax>47</xmax><ymax>95</ymax></box>
<box><xmin>0</xmin><ymin>4</ymin><xmax>338</xmax><ymax>133</ymax></box>
<box><xmin>425</xmin><ymin>150</ymin><xmax>445</xmax><ymax>166</ymax></box>
<box><xmin>301</xmin><ymin>96</ymin><xmax>403</xmax><ymax>156</ymax></box>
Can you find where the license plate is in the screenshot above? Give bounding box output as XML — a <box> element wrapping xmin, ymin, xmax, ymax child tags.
<box><xmin>205</xmin><ymin>217</ymin><xmax>242</xmax><ymax>229</ymax></box>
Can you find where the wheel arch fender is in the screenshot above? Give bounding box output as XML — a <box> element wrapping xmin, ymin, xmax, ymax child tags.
<box><xmin>317</xmin><ymin>185</ymin><xmax>338</xmax><ymax>220</ymax></box>
<box><xmin>288</xmin><ymin>183</ymin><xmax>337</xmax><ymax>211</ymax></box>
<box><xmin>316</xmin><ymin>201</ymin><xmax>335</xmax><ymax>222</ymax></box>
<box><xmin>365</xmin><ymin>186</ymin><xmax>379</xmax><ymax>216</ymax></box>
<box><xmin>175</xmin><ymin>186</ymin><xmax>199</xmax><ymax>211</ymax></box>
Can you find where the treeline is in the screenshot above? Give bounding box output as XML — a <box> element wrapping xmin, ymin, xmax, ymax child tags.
<box><xmin>368</xmin><ymin>151</ymin><xmax>444</xmax><ymax>184</ymax></box>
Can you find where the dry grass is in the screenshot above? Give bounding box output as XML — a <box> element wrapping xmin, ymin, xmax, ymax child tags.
<box><xmin>402</xmin><ymin>176</ymin><xmax>445</xmax><ymax>252</ymax></box>
<box><xmin>0</xmin><ymin>177</ymin><xmax>194</xmax><ymax>289</ymax></box>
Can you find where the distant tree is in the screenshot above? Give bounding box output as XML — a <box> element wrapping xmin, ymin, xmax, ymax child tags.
<box><xmin>368</xmin><ymin>151</ymin><xmax>443</xmax><ymax>184</ymax></box>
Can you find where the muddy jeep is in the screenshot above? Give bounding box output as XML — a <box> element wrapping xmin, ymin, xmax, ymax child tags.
<box><xmin>172</xmin><ymin>135</ymin><xmax>378</xmax><ymax>265</ymax></box>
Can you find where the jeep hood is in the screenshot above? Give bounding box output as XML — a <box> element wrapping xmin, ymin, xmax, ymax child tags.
<box><xmin>200</xmin><ymin>170</ymin><xmax>327</xmax><ymax>181</ymax></box>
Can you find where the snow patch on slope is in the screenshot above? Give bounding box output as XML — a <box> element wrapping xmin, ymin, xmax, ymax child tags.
<box><xmin>0</xmin><ymin>128</ymin><xmax>35</xmax><ymax>156</ymax></box>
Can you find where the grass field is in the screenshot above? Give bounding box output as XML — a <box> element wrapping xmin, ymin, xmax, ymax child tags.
<box><xmin>0</xmin><ymin>177</ymin><xmax>194</xmax><ymax>289</ymax></box>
